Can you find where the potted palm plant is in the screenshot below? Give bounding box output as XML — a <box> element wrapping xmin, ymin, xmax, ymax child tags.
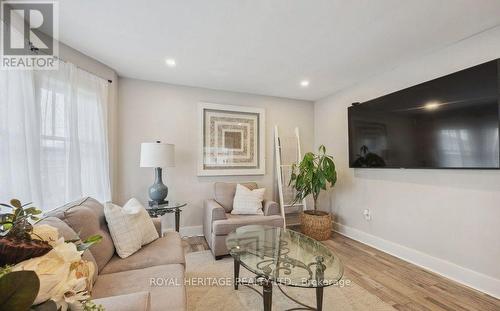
<box><xmin>289</xmin><ymin>145</ymin><xmax>337</xmax><ymax>240</ymax></box>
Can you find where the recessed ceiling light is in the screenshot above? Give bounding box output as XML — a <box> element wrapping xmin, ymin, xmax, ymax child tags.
<box><xmin>165</xmin><ymin>58</ymin><xmax>176</xmax><ymax>67</ymax></box>
<box><xmin>424</xmin><ymin>101</ymin><xmax>440</xmax><ymax>110</ymax></box>
<box><xmin>300</xmin><ymin>80</ymin><xmax>310</xmax><ymax>87</ymax></box>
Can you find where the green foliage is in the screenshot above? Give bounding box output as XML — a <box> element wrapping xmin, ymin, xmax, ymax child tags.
<box><xmin>76</xmin><ymin>234</ymin><xmax>103</xmax><ymax>252</ymax></box>
<box><xmin>0</xmin><ymin>265</ymin><xmax>12</xmax><ymax>278</ymax></box>
<box><xmin>289</xmin><ymin>145</ymin><xmax>337</xmax><ymax>210</ymax></box>
<box><xmin>66</xmin><ymin>233</ymin><xmax>103</xmax><ymax>252</ymax></box>
<box><xmin>0</xmin><ymin>199</ymin><xmax>43</xmax><ymax>240</ymax></box>
<box><xmin>83</xmin><ymin>300</ymin><xmax>106</xmax><ymax>311</ymax></box>
<box><xmin>0</xmin><ymin>270</ymin><xmax>40</xmax><ymax>311</ymax></box>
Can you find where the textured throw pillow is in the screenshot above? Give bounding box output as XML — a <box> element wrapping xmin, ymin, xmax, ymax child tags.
<box><xmin>104</xmin><ymin>198</ymin><xmax>159</xmax><ymax>258</ymax></box>
<box><xmin>104</xmin><ymin>202</ymin><xmax>142</xmax><ymax>258</ymax></box>
<box><xmin>231</xmin><ymin>184</ymin><xmax>266</xmax><ymax>215</ymax></box>
<box><xmin>122</xmin><ymin>198</ymin><xmax>159</xmax><ymax>245</ymax></box>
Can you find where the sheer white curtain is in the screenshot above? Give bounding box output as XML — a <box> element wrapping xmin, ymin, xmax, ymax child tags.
<box><xmin>0</xmin><ymin>62</ymin><xmax>111</xmax><ymax>210</ymax></box>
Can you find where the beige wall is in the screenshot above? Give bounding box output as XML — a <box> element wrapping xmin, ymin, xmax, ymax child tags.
<box><xmin>314</xmin><ymin>26</ymin><xmax>500</xmax><ymax>297</ymax></box>
<box><xmin>117</xmin><ymin>78</ymin><xmax>314</xmax><ymax>231</ymax></box>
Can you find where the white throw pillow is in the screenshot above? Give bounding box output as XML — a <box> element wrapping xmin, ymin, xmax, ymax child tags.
<box><xmin>104</xmin><ymin>198</ymin><xmax>159</xmax><ymax>258</ymax></box>
<box><xmin>231</xmin><ymin>184</ymin><xmax>266</xmax><ymax>215</ymax></box>
<box><xmin>123</xmin><ymin>198</ymin><xmax>159</xmax><ymax>245</ymax></box>
<box><xmin>104</xmin><ymin>202</ymin><xmax>143</xmax><ymax>258</ymax></box>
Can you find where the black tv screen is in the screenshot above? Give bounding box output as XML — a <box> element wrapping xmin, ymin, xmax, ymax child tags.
<box><xmin>348</xmin><ymin>60</ymin><xmax>500</xmax><ymax>169</ymax></box>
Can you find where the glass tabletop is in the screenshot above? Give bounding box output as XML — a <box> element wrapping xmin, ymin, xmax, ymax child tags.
<box><xmin>146</xmin><ymin>201</ymin><xmax>187</xmax><ymax>217</ymax></box>
<box><xmin>147</xmin><ymin>201</ymin><xmax>187</xmax><ymax>209</ymax></box>
<box><xmin>226</xmin><ymin>225</ymin><xmax>343</xmax><ymax>288</ymax></box>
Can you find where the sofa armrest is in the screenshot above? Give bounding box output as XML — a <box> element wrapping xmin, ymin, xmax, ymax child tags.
<box><xmin>152</xmin><ymin>218</ymin><xmax>162</xmax><ymax>236</ymax></box>
<box><xmin>263</xmin><ymin>200</ymin><xmax>281</xmax><ymax>216</ymax></box>
<box><xmin>93</xmin><ymin>292</ymin><xmax>151</xmax><ymax>311</ymax></box>
<box><xmin>204</xmin><ymin>199</ymin><xmax>227</xmax><ymax>222</ymax></box>
<box><xmin>203</xmin><ymin>199</ymin><xmax>227</xmax><ymax>239</ymax></box>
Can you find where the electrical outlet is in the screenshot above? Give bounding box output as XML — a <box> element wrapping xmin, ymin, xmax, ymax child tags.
<box><xmin>363</xmin><ymin>209</ymin><xmax>372</xmax><ymax>221</ymax></box>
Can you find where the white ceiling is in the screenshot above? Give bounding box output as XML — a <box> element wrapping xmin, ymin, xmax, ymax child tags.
<box><xmin>58</xmin><ymin>0</ymin><xmax>500</xmax><ymax>101</ymax></box>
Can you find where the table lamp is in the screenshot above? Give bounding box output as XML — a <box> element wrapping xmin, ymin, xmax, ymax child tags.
<box><xmin>140</xmin><ymin>141</ymin><xmax>175</xmax><ymax>206</ymax></box>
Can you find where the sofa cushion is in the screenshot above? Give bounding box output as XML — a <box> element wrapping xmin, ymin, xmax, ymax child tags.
<box><xmin>37</xmin><ymin>217</ymin><xmax>99</xmax><ymax>282</ymax></box>
<box><xmin>212</xmin><ymin>214</ymin><xmax>284</xmax><ymax>235</ymax></box>
<box><xmin>92</xmin><ymin>264</ymin><xmax>186</xmax><ymax>311</ymax></box>
<box><xmin>100</xmin><ymin>231</ymin><xmax>185</xmax><ymax>275</ymax></box>
<box><xmin>45</xmin><ymin>197</ymin><xmax>115</xmax><ymax>271</ymax></box>
<box><xmin>214</xmin><ymin>182</ymin><xmax>257</xmax><ymax>212</ymax></box>
<box><xmin>93</xmin><ymin>292</ymin><xmax>150</xmax><ymax>311</ymax></box>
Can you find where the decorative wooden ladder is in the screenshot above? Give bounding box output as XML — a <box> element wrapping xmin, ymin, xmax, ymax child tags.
<box><xmin>274</xmin><ymin>126</ymin><xmax>306</xmax><ymax>228</ymax></box>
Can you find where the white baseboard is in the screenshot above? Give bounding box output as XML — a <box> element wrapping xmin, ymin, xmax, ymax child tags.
<box><xmin>333</xmin><ymin>222</ymin><xmax>500</xmax><ymax>299</ymax></box>
<box><xmin>179</xmin><ymin>225</ymin><xmax>203</xmax><ymax>237</ymax></box>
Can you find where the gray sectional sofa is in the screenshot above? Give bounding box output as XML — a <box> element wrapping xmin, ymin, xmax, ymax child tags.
<box><xmin>43</xmin><ymin>197</ymin><xmax>186</xmax><ymax>311</ymax></box>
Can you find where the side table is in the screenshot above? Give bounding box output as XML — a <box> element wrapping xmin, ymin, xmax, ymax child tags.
<box><xmin>146</xmin><ymin>201</ymin><xmax>187</xmax><ymax>232</ymax></box>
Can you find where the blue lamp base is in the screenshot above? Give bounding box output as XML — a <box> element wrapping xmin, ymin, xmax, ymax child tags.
<box><xmin>148</xmin><ymin>167</ymin><xmax>169</xmax><ymax>206</ymax></box>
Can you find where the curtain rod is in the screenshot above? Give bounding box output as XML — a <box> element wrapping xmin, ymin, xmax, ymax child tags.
<box><xmin>30</xmin><ymin>43</ymin><xmax>113</xmax><ymax>84</ymax></box>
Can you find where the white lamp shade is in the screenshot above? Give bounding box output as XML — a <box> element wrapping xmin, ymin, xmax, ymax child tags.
<box><xmin>140</xmin><ymin>142</ymin><xmax>175</xmax><ymax>168</ymax></box>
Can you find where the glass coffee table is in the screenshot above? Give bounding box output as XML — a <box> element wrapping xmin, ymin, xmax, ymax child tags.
<box><xmin>226</xmin><ymin>225</ymin><xmax>343</xmax><ymax>311</ymax></box>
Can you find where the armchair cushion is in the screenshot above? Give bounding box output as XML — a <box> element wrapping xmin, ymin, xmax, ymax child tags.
<box><xmin>212</xmin><ymin>214</ymin><xmax>284</xmax><ymax>235</ymax></box>
<box><xmin>263</xmin><ymin>200</ymin><xmax>281</xmax><ymax>216</ymax></box>
<box><xmin>214</xmin><ymin>182</ymin><xmax>257</xmax><ymax>212</ymax></box>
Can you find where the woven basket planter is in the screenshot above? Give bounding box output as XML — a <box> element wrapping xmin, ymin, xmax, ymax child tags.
<box><xmin>299</xmin><ymin>211</ymin><xmax>332</xmax><ymax>241</ymax></box>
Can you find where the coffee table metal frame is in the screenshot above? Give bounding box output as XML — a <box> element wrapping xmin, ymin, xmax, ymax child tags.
<box><xmin>146</xmin><ymin>202</ymin><xmax>187</xmax><ymax>232</ymax></box>
<box><xmin>227</xmin><ymin>227</ymin><xmax>343</xmax><ymax>311</ymax></box>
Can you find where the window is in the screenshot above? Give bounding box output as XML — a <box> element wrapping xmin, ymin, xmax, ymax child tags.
<box><xmin>0</xmin><ymin>62</ymin><xmax>111</xmax><ymax>210</ymax></box>
<box><xmin>39</xmin><ymin>88</ymin><xmax>67</xmax><ymax>207</ymax></box>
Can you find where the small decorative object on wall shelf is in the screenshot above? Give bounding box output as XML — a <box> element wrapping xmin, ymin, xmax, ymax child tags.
<box><xmin>198</xmin><ymin>102</ymin><xmax>265</xmax><ymax>176</ymax></box>
<box><xmin>289</xmin><ymin>145</ymin><xmax>337</xmax><ymax>241</ymax></box>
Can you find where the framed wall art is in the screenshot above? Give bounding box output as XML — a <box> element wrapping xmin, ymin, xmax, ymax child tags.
<box><xmin>198</xmin><ymin>102</ymin><xmax>265</xmax><ymax>176</ymax></box>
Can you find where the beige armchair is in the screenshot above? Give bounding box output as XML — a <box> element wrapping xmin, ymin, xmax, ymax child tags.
<box><xmin>203</xmin><ymin>182</ymin><xmax>284</xmax><ymax>259</ymax></box>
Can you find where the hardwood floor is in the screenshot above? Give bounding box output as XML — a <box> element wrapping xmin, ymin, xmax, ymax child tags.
<box><xmin>182</xmin><ymin>235</ymin><xmax>209</xmax><ymax>254</ymax></box>
<box><xmin>324</xmin><ymin>234</ymin><xmax>500</xmax><ymax>311</ymax></box>
<box><xmin>182</xmin><ymin>233</ymin><xmax>500</xmax><ymax>311</ymax></box>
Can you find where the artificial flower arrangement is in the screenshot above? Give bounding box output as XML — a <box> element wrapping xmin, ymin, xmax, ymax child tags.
<box><xmin>0</xmin><ymin>199</ymin><xmax>105</xmax><ymax>311</ymax></box>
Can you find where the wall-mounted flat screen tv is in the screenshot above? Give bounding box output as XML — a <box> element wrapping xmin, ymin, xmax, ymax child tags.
<box><xmin>348</xmin><ymin>59</ymin><xmax>500</xmax><ymax>169</ymax></box>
